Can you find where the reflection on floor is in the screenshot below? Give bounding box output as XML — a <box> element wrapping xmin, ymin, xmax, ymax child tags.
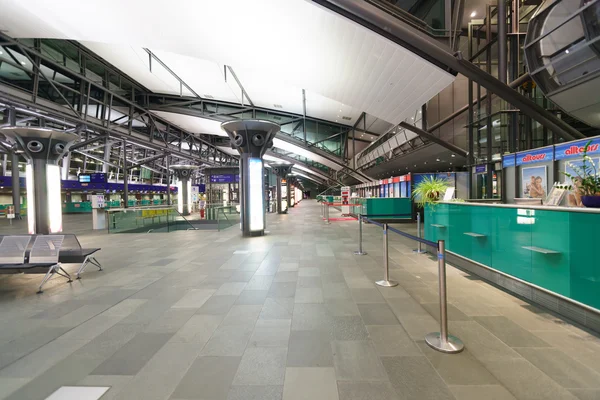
<box><xmin>0</xmin><ymin>201</ymin><xmax>598</xmax><ymax>400</ymax></box>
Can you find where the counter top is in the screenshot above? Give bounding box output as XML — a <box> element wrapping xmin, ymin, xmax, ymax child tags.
<box><xmin>438</xmin><ymin>201</ymin><xmax>600</xmax><ymax>214</ymax></box>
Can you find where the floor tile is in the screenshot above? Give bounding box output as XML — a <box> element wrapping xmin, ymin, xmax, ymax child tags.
<box><xmin>515</xmin><ymin>348</ymin><xmax>600</xmax><ymax>389</ymax></box>
<box><xmin>235</xmin><ymin>290</ymin><xmax>268</xmax><ymax>305</ymax></box>
<box><xmin>417</xmin><ymin>341</ymin><xmax>499</xmax><ymax>385</ymax></box>
<box><xmin>249</xmin><ymin>319</ymin><xmax>291</xmax><ymax>348</ymax></box>
<box><xmin>171</xmin><ymin>289</ymin><xmax>215</xmax><ymax>309</ymax></box>
<box><xmin>196</xmin><ymin>295</ymin><xmax>238</xmax><ymax>315</ymax></box>
<box><xmin>337</xmin><ymin>382</ymin><xmax>401</xmax><ymax>400</ymax></box>
<box><xmin>268</xmin><ymin>282</ymin><xmax>297</xmax><ymax>299</ymax></box>
<box><xmin>90</xmin><ymin>332</ymin><xmax>172</xmax><ymax>376</ymax></box>
<box><xmin>449</xmin><ymin>385</ymin><xmax>517</xmax><ymax>400</ymax></box>
<box><xmin>274</xmin><ymin>271</ymin><xmax>298</xmax><ymax>283</ymax></box>
<box><xmin>171</xmin><ymin>356</ymin><xmax>241</xmax><ymax>400</ymax></box>
<box><xmin>332</xmin><ymin>340</ymin><xmax>388</xmax><ymax>382</ymax></box>
<box><xmin>260</xmin><ymin>298</ymin><xmax>295</xmax><ymax>320</ymax></box>
<box><xmin>232</xmin><ymin>347</ymin><xmax>287</xmax><ymax>385</ymax></box>
<box><xmin>366</xmin><ymin>325</ymin><xmax>421</xmax><ymax>356</ymax></box>
<box><xmin>282</xmin><ymin>367</ymin><xmax>338</xmax><ymax>400</ymax></box>
<box><xmin>474</xmin><ymin>316</ymin><xmax>551</xmax><ymax>348</ymax></box>
<box><xmin>221</xmin><ymin>305</ymin><xmax>262</xmax><ymax>326</ymax></box>
<box><xmin>227</xmin><ymin>385</ymin><xmax>283</xmax><ymax>400</ymax></box>
<box><xmin>169</xmin><ymin>314</ymin><xmax>223</xmax><ymax>344</ymax></box>
<box><xmin>45</xmin><ymin>386</ymin><xmax>109</xmax><ymax>400</ymax></box>
<box><xmin>200</xmin><ymin>325</ymin><xmax>254</xmax><ymax>356</ymax></box>
<box><xmin>382</xmin><ymin>356</ymin><xmax>455</xmax><ymax>400</ymax></box>
<box><xmin>215</xmin><ymin>282</ymin><xmax>247</xmax><ymax>296</ymax></box>
<box><xmin>358</xmin><ymin>303</ymin><xmax>399</xmax><ymax>325</ymax></box>
<box><xmin>484</xmin><ymin>358</ymin><xmax>580</xmax><ymax>400</ymax></box>
<box><xmin>351</xmin><ymin>288</ymin><xmax>386</xmax><ymax>304</ymax></box>
<box><xmin>287</xmin><ymin>330</ymin><xmax>333</xmax><ymax>367</ymax></box>
<box><xmin>295</xmin><ymin>288</ymin><xmax>324</xmax><ymax>304</ymax></box>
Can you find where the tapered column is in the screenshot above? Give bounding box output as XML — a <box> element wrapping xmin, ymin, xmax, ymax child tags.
<box><xmin>221</xmin><ymin>120</ymin><xmax>279</xmax><ymax>237</ymax></box>
<box><xmin>170</xmin><ymin>165</ymin><xmax>198</xmax><ymax>216</ymax></box>
<box><xmin>271</xmin><ymin>164</ymin><xmax>293</xmax><ymax>214</ymax></box>
<box><xmin>1</xmin><ymin>127</ymin><xmax>76</xmax><ymax>234</ymax></box>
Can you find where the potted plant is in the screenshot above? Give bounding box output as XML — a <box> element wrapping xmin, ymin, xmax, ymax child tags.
<box><xmin>563</xmin><ymin>140</ymin><xmax>600</xmax><ymax>208</ymax></box>
<box><xmin>412</xmin><ymin>176</ymin><xmax>450</xmax><ymax>208</ymax></box>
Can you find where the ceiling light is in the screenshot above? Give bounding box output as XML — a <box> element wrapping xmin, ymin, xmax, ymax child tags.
<box><xmin>565</xmin><ymin>49</ymin><xmax>570</xmax><ymax>54</ymax></box>
<box><xmin>20</xmin><ymin>61</ymin><xmax>26</xmax><ymax>65</ymax></box>
<box><xmin>436</xmin><ymin>158</ymin><xmax>441</xmax><ymax>161</ymax></box>
<box><xmin>451</xmin><ymin>154</ymin><xmax>456</xmax><ymax>157</ymax></box>
<box><xmin>0</xmin><ymin>51</ymin><xmax>3</xmax><ymax>55</ymax></box>
<box><xmin>470</xmin><ymin>11</ymin><xmax>476</xmax><ymax>17</ymax></box>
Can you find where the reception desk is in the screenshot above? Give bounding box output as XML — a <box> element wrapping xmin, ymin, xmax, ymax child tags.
<box><xmin>425</xmin><ymin>202</ymin><xmax>600</xmax><ymax>324</ymax></box>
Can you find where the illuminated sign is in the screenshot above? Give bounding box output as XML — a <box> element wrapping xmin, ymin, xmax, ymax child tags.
<box><xmin>248</xmin><ymin>158</ymin><xmax>264</xmax><ymax>231</ymax></box>
<box><xmin>210</xmin><ymin>174</ymin><xmax>239</xmax><ymax>183</ymax></box>
<box><xmin>555</xmin><ymin>138</ymin><xmax>600</xmax><ymax>160</ymax></box>
<box><xmin>502</xmin><ymin>154</ymin><xmax>516</xmax><ymax>168</ymax></box>
<box><xmin>475</xmin><ymin>164</ymin><xmax>487</xmax><ymax>174</ymax></box>
<box><xmin>516</xmin><ymin>147</ymin><xmax>553</xmax><ymax>166</ymax></box>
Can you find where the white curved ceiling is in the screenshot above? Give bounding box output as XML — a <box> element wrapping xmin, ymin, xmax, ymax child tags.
<box><xmin>0</xmin><ymin>0</ymin><xmax>454</xmax><ymax>127</ymax></box>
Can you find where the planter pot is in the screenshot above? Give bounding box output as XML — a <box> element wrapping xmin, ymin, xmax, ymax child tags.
<box><xmin>581</xmin><ymin>195</ymin><xmax>600</xmax><ymax>208</ymax></box>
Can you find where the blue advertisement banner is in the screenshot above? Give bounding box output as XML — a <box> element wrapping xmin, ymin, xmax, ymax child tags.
<box><xmin>502</xmin><ymin>154</ymin><xmax>516</xmax><ymax>168</ymax></box>
<box><xmin>555</xmin><ymin>137</ymin><xmax>600</xmax><ymax>160</ymax></box>
<box><xmin>516</xmin><ymin>146</ymin><xmax>553</xmax><ymax>166</ymax></box>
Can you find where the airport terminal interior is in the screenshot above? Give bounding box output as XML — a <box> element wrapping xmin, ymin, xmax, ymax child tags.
<box><xmin>0</xmin><ymin>0</ymin><xmax>599</xmax><ymax>399</ymax></box>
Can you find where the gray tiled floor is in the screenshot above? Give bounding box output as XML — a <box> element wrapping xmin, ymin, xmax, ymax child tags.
<box><xmin>0</xmin><ymin>201</ymin><xmax>599</xmax><ymax>400</ymax></box>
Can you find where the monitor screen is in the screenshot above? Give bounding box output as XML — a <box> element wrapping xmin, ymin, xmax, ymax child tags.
<box><xmin>79</xmin><ymin>174</ymin><xmax>91</xmax><ymax>183</ymax></box>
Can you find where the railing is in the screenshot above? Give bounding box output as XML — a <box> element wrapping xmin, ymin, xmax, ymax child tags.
<box><xmin>216</xmin><ymin>206</ymin><xmax>241</xmax><ymax>232</ymax></box>
<box><xmin>353</xmin><ymin>213</ymin><xmax>465</xmax><ymax>354</ymax></box>
<box><xmin>106</xmin><ymin>206</ymin><xmax>196</xmax><ymax>233</ymax></box>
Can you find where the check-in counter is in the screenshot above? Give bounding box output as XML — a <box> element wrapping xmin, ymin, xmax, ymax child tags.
<box><xmin>425</xmin><ymin>202</ymin><xmax>600</xmax><ymax>329</ymax></box>
<box><xmin>350</xmin><ymin>197</ymin><xmax>412</xmax><ymax>220</ymax></box>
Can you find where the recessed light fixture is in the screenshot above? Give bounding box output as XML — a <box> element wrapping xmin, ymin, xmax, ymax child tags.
<box><xmin>451</xmin><ymin>154</ymin><xmax>456</xmax><ymax>157</ymax></box>
<box><xmin>436</xmin><ymin>158</ymin><xmax>441</xmax><ymax>161</ymax></box>
<box><xmin>20</xmin><ymin>61</ymin><xmax>26</xmax><ymax>65</ymax></box>
<box><xmin>470</xmin><ymin>11</ymin><xmax>476</xmax><ymax>17</ymax></box>
<box><xmin>565</xmin><ymin>49</ymin><xmax>570</xmax><ymax>54</ymax></box>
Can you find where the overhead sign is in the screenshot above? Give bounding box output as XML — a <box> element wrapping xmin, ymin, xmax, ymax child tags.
<box><xmin>475</xmin><ymin>164</ymin><xmax>487</xmax><ymax>174</ymax></box>
<box><xmin>210</xmin><ymin>174</ymin><xmax>239</xmax><ymax>183</ymax></box>
<box><xmin>502</xmin><ymin>154</ymin><xmax>516</xmax><ymax>168</ymax></box>
<box><xmin>555</xmin><ymin>137</ymin><xmax>600</xmax><ymax>160</ymax></box>
<box><xmin>516</xmin><ymin>146</ymin><xmax>553</xmax><ymax>166</ymax></box>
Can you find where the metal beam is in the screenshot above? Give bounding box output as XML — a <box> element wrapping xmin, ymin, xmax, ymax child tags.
<box><xmin>144</xmin><ymin>49</ymin><xmax>202</xmax><ymax>98</ymax></box>
<box><xmin>69</xmin><ymin>135</ymin><xmax>107</xmax><ymax>151</ymax></box>
<box><xmin>131</xmin><ymin>152</ymin><xmax>168</xmax><ymax>168</ymax></box>
<box><xmin>226</xmin><ymin>66</ymin><xmax>254</xmax><ymax>107</ymax></box>
<box><xmin>399</xmin><ymin>121</ymin><xmax>468</xmax><ymax>158</ymax></box>
<box><xmin>312</xmin><ymin>0</ymin><xmax>585</xmax><ymax>142</ymax></box>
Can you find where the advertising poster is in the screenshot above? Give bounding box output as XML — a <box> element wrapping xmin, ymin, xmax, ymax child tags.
<box><xmin>522</xmin><ymin>166</ymin><xmax>547</xmax><ymax>198</ymax></box>
<box><xmin>564</xmin><ymin>157</ymin><xmax>599</xmax><ymax>207</ymax></box>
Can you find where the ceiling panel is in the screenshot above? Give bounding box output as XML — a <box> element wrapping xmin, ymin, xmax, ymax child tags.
<box><xmin>0</xmin><ymin>0</ymin><xmax>454</xmax><ymax>126</ymax></box>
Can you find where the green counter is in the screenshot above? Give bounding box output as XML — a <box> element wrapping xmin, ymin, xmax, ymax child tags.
<box><xmin>351</xmin><ymin>197</ymin><xmax>412</xmax><ymax>219</ymax></box>
<box><xmin>425</xmin><ymin>202</ymin><xmax>600</xmax><ymax>310</ymax></box>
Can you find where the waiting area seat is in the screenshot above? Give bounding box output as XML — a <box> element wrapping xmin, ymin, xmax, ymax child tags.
<box><xmin>0</xmin><ymin>233</ymin><xmax>102</xmax><ymax>292</ymax></box>
<box><xmin>0</xmin><ymin>235</ymin><xmax>71</xmax><ymax>293</ymax></box>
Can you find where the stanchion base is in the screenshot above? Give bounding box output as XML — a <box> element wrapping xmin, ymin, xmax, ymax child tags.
<box><xmin>413</xmin><ymin>249</ymin><xmax>426</xmax><ymax>254</ymax></box>
<box><xmin>376</xmin><ymin>280</ymin><xmax>398</xmax><ymax>287</ymax></box>
<box><xmin>353</xmin><ymin>251</ymin><xmax>368</xmax><ymax>255</ymax></box>
<box><xmin>424</xmin><ymin>332</ymin><xmax>464</xmax><ymax>354</ymax></box>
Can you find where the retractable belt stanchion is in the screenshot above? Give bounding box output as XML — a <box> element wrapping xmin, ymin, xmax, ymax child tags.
<box><xmin>325</xmin><ymin>202</ymin><xmax>330</xmax><ymax>224</ymax></box>
<box><xmin>413</xmin><ymin>212</ymin><xmax>426</xmax><ymax>254</ymax></box>
<box><xmin>375</xmin><ymin>223</ymin><xmax>398</xmax><ymax>287</ymax></box>
<box><xmin>425</xmin><ymin>240</ymin><xmax>464</xmax><ymax>354</ymax></box>
<box><xmin>353</xmin><ymin>214</ymin><xmax>367</xmax><ymax>255</ymax></box>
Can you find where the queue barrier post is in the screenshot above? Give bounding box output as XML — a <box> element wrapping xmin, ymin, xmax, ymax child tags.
<box><xmin>413</xmin><ymin>212</ymin><xmax>426</xmax><ymax>254</ymax></box>
<box><xmin>425</xmin><ymin>240</ymin><xmax>464</xmax><ymax>354</ymax></box>
<box><xmin>353</xmin><ymin>214</ymin><xmax>367</xmax><ymax>256</ymax></box>
<box><xmin>375</xmin><ymin>223</ymin><xmax>398</xmax><ymax>287</ymax></box>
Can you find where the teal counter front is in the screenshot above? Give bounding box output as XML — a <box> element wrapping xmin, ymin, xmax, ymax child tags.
<box><xmin>351</xmin><ymin>197</ymin><xmax>412</xmax><ymax>219</ymax></box>
<box><xmin>425</xmin><ymin>202</ymin><xmax>600</xmax><ymax>312</ymax></box>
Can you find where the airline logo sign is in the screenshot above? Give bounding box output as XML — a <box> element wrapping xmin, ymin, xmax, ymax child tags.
<box><xmin>516</xmin><ymin>147</ymin><xmax>553</xmax><ymax>166</ymax></box>
<box><xmin>555</xmin><ymin>138</ymin><xmax>600</xmax><ymax>160</ymax></box>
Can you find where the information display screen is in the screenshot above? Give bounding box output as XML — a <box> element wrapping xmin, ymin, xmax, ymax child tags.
<box><xmin>210</xmin><ymin>174</ymin><xmax>240</xmax><ymax>183</ymax></box>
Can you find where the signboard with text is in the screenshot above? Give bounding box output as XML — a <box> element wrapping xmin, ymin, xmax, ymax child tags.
<box><xmin>555</xmin><ymin>137</ymin><xmax>600</xmax><ymax>160</ymax></box>
<box><xmin>516</xmin><ymin>146</ymin><xmax>553</xmax><ymax>166</ymax></box>
<box><xmin>209</xmin><ymin>174</ymin><xmax>239</xmax><ymax>183</ymax></box>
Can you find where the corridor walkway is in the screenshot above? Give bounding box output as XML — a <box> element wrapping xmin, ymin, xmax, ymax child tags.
<box><xmin>0</xmin><ymin>201</ymin><xmax>599</xmax><ymax>400</ymax></box>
